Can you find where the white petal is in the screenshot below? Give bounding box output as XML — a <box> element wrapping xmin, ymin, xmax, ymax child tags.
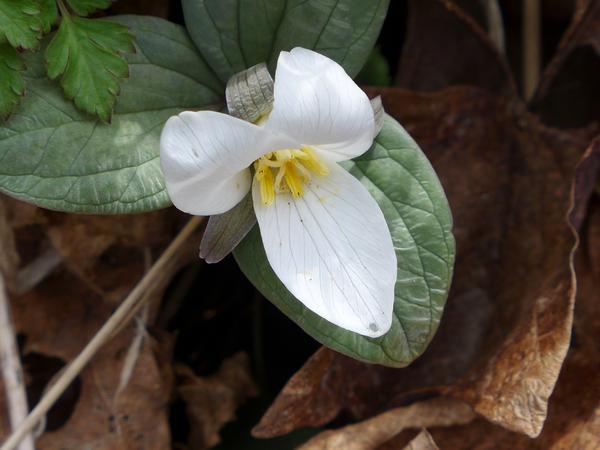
<box><xmin>160</xmin><ymin>110</ymin><xmax>294</xmax><ymax>215</ymax></box>
<box><xmin>167</xmin><ymin>169</ymin><xmax>252</xmax><ymax>216</ymax></box>
<box><xmin>265</xmin><ymin>48</ymin><xmax>376</xmax><ymax>162</ymax></box>
<box><xmin>252</xmin><ymin>163</ymin><xmax>397</xmax><ymax>337</ymax></box>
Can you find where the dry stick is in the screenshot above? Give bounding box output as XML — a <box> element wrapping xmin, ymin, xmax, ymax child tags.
<box><xmin>115</xmin><ymin>247</ymin><xmax>153</xmax><ymax>399</ymax></box>
<box><xmin>0</xmin><ymin>216</ymin><xmax>204</xmax><ymax>450</ymax></box>
<box><xmin>13</xmin><ymin>247</ymin><xmax>62</xmax><ymax>296</ymax></box>
<box><xmin>481</xmin><ymin>0</ymin><xmax>505</xmax><ymax>53</ymax></box>
<box><xmin>0</xmin><ymin>274</ymin><xmax>35</xmax><ymax>450</ymax></box>
<box><xmin>523</xmin><ymin>0</ymin><xmax>541</xmax><ymax>100</ymax></box>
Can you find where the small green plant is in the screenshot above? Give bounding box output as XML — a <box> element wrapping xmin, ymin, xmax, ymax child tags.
<box><xmin>0</xmin><ymin>0</ymin><xmax>454</xmax><ymax>367</ymax></box>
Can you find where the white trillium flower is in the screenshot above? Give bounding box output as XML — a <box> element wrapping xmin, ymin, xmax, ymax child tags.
<box><xmin>160</xmin><ymin>48</ymin><xmax>397</xmax><ymax>338</ymax></box>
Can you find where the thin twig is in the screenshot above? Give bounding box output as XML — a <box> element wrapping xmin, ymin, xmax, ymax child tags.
<box><xmin>0</xmin><ymin>216</ymin><xmax>204</xmax><ymax>450</ymax></box>
<box><xmin>114</xmin><ymin>303</ymin><xmax>149</xmax><ymax>400</ymax></box>
<box><xmin>523</xmin><ymin>0</ymin><xmax>541</xmax><ymax>100</ymax></box>
<box><xmin>114</xmin><ymin>247</ymin><xmax>153</xmax><ymax>399</ymax></box>
<box><xmin>13</xmin><ymin>248</ymin><xmax>62</xmax><ymax>296</ymax></box>
<box><xmin>0</xmin><ymin>273</ymin><xmax>35</xmax><ymax>450</ymax></box>
<box><xmin>481</xmin><ymin>0</ymin><xmax>505</xmax><ymax>53</ymax></box>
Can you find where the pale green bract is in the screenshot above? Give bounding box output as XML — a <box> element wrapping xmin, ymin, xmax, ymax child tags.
<box><xmin>234</xmin><ymin>115</ymin><xmax>455</xmax><ymax>367</ymax></box>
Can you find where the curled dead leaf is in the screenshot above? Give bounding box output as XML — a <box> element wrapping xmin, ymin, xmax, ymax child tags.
<box><xmin>43</xmin><ymin>210</ymin><xmax>187</xmax><ymax>304</ymax></box>
<box><xmin>403</xmin><ymin>429</ymin><xmax>440</xmax><ymax>450</ymax></box>
<box><xmin>6</xmin><ymin>271</ymin><xmax>171</xmax><ymax>449</ymax></box>
<box><xmin>177</xmin><ymin>352</ymin><xmax>258</xmax><ymax>450</ymax></box>
<box><xmin>0</xmin><ymin>204</ymin><xmax>202</xmax><ymax>448</ymax></box>
<box><xmin>298</xmin><ymin>397</ymin><xmax>474</xmax><ymax>450</ymax></box>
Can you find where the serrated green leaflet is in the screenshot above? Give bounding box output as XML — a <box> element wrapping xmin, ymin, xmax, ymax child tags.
<box><xmin>234</xmin><ymin>115</ymin><xmax>455</xmax><ymax>367</ymax></box>
<box><xmin>65</xmin><ymin>0</ymin><xmax>111</xmax><ymax>16</ymax></box>
<box><xmin>45</xmin><ymin>15</ymin><xmax>135</xmax><ymax>122</ymax></box>
<box><xmin>182</xmin><ymin>0</ymin><xmax>389</xmax><ymax>82</ymax></box>
<box><xmin>0</xmin><ymin>0</ymin><xmax>41</xmax><ymax>50</ymax></box>
<box><xmin>0</xmin><ymin>43</ymin><xmax>25</xmax><ymax>120</ymax></box>
<box><xmin>38</xmin><ymin>0</ymin><xmax>57</xmax><ymax>33</ymax></box>
<box><xmin>0</xmin><ymin>16</ymin><xmax>223</xmax><ymax>213</ymax></box>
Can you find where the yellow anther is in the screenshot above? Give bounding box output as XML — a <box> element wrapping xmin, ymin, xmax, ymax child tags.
<box><xmin>256</xmin><ymin>161</ymin><xmax>275</xmax><ymax>205</ymax></box>
<box><xmin>253</xmin><ymin>146</ymin><xmax>328</xmax><ymax>205</ymax></box>
<box><xmin>283</xmin><ymin>162</ymin><xmax>304</xmax><ymax>198</ymax></box>
<box><xmin>300</xmin><ymin>146</ymin><xmax>329</xmax><ymax>176</ymax></box>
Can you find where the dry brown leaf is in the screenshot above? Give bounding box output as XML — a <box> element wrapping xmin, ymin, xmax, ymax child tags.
<box><xmin>43</xmin><ymin>210</ymin><xmax>186</xmax><ymax>303</ymax></box>
<box><xmin>299</xmin><ymin>397</ymin><xmax>474</xmax><ymax>450</ymax></box>
<box><xmin>252</xmin><ymin>347</ymin><xmax>340</xmax><ymax>438</ymax></box>
<box><xmin>7</xmin><ymin>271</ymin><xmax>171</xmax><ymax>449</ymax></box>
<box><xmin>380</xmin><ymin>136</ymin><xmax>600</xmax><ymax>450</ymax></box>
<box><xmin>0</xmin><ymin>203</ymin><xmax>202</xmax><ymax>449</ymax></box>
<box><xmin>403</xmin><ymin>429</ymin><xmax>440</xmax><ymax>450</ymax></box>
<box><xmin>177</xmin><ymin>352</ymin><xmax>258</xmax><ymax>450</ymax></box>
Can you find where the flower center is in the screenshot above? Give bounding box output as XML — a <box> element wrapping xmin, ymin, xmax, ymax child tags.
<box><xmin>253</xmin><ymin>146</ymin><xmax>329</xmax><ymax>205</ymax></box>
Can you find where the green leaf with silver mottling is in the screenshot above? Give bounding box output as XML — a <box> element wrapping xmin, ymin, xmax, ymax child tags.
<box><xmin>0</xmin><ymin>15</ymin><xmax>223</xmax><ymax>213</ymax></box>
<box><xmin>182</xmin><ymin>0</ymin><xmax>389</xmax><ymax>82</ymax></box>
<box><xmin>234</xmin><ymin>114</ymin><xmax>455</xmax><ymax>367</ymax></box>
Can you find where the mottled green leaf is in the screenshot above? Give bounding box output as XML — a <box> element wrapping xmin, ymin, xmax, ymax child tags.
<box><xmin>182</xmin><ymin>0</ymin><xmax>389</xmax><ymax>82</ymax></box>
<box><xmin>0</xmin><ymin>43</ymin><xmax>25</xmax><ymax>119</ymax></box>
<box><xmin>234</xmin><ymin>115</ymin><xmax>455</xmax><ymax>367</ymax></box>
<box><xmin>65</xmin><ymin>0</ymin><xmax>111</xmax><ymax>16</ymax></box>
<box><xmin>0</xmin><ymin>0</ymin><xmax>41</xmax><ymax>50</ymax></box>
<box><xmin>0</xmin><ymin>16</ymin><xmax>223</xmax><ymax>213</ymax></box>
<box><xmin>45</xmin><ymin>16</ymin><xmax>135</xmax><ymax>121</ymax></box>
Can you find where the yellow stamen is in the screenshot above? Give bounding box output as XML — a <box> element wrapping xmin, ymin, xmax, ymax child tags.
<box><xmin>283</xmin><ymin>162</ymin><xmax>304</xmax><ymax>198</ymax></box>
<box><xmin>300</xmin><ymin>146</ymin><xmax>329</xmax><ymax>176</ymax></box>
<box><xmin>274</xmin><ymin>162</ymin><xmax>287</xmax><ymax>191</ymax></box>
<box><xmin>255</xmin><ymin>160</ymin><xmax>275</xmax><ymax>205</ymax></box>
<box><xmin>253</xmin><ymin>146</ymin><xmax>328</xmax><ymax>205</ymax></box>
